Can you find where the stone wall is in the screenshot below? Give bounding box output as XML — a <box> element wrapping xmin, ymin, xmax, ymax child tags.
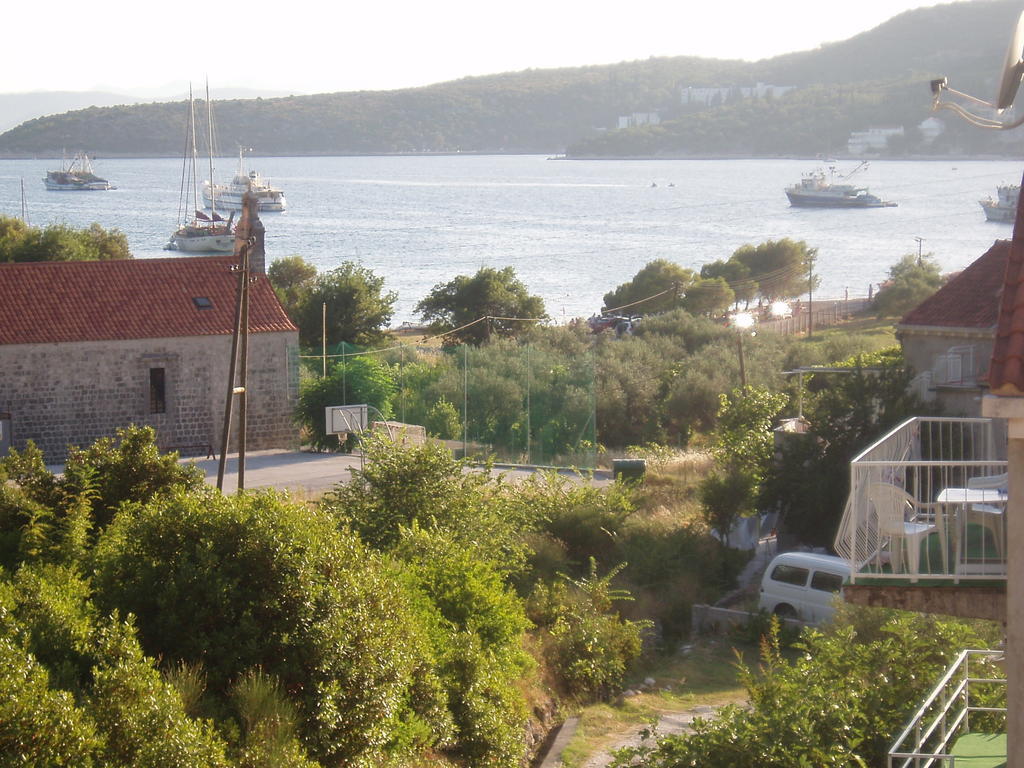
<box><xmin>0</xmin><ymin>331</ymin><xmax>299</xmax><ymax>462</ymax></box>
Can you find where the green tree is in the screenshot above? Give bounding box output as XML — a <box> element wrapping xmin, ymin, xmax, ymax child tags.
<box><xmin>416</xmin><ymin>266</ymin><xmax>547</xmax><ymax>345</ymax></box>
<box><xmin>682</xmin><ymin>276</ymin><xmax>734</xmax><ymax>317</ymax></box>
<box><xmin>873</xmin><ymin>253</ymin><xmax>945</xmax><ymax>318</ymax></box>
<box><xmin>602</xmin><ymin>259</ymin><xmax>693</xmax><ymax>316</ymax></box>
<box><xmin>0</xmin><ymin>216</ymin><xmax>131</xmax><ymax>262</ymax></box>
<box><xmin>294</xmin><ymin>261</ymin><xmax>396</xmax><ymax>348</ymax></box>
<box><xmin>267</xmin><ymin>255</ymin><xmax>317</xmax><ymax>320</ymax></box>
<box><xmin>761</xmin><ymin>348</ymin><xmax>930</xmax><ymax>547</ymax></box>
<box><xmin>700</xmin><ymin>258</ymin><xmax>755</xmax><ymax>307</ymax></box>
<box><xmin>699</xmin><ymin>388</ymin><xmax>787</xmax><ymax>546</ymax></box>
<box><xmin>732</xmin><ymin>239</ymin><xmax>818</xmax><ymax>301</ymax></box>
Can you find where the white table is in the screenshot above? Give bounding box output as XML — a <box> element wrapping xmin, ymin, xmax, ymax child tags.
<box><xmin>936</xmin><ymin>488</ymin><xmax>1007</xmax><ymax>505</ymax></box>
<box><xmin>936</xmin><ymin>488</ymin><xmax>1007</xmax><ymax>574</ymax></box>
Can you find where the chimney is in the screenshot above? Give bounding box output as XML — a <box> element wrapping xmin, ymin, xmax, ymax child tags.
<box><xmin>235</xmin><ymin>191</ymin><xmax>266</xmax><ymax>274</ymax></box>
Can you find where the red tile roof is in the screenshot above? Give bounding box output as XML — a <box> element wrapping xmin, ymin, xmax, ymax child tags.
<box><xmin>899</xmin><ymin>240</ymin><xmax>1009</xmax><ymax>330</ymax></box>
<box><xmin>0</xmin><ymin>256</ymin><xmax>297</xmax><ymax>345</ymax></box>
<box><xmin>990</xmin><ymin>172</ymin><xmax>1024</xmax><ymax>395</ymax></box>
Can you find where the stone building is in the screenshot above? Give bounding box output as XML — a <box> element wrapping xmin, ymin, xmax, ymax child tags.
<box><xmin>0</xmin><ymin>255</ymin><xmax>299</xmax><ymax>461</ymax></box>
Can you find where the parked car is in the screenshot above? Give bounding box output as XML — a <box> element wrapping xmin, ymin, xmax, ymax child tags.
<box><xmin>758</xmin><ymin>552</ymin><xmax>850</xmax><ymax>624</ymax></box>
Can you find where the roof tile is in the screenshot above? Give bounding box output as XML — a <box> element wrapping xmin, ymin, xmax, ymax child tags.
<box><xmin>0</xmin><ymin>256</ymin><xmax>297</xmax><ymax>345</ymax></box>
<box><xmin>900</xmin><ymin>240</ymin><xmax>1009</xmax><ymax>330</ymax></box>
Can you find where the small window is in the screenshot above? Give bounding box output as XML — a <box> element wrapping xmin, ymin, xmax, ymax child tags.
<box><xmin>149</xmin><ymin>368</ymin><xmax>166</xmax><ymax>414</ymax></box>
<box><xmin>810</xmin><ymin>571</ymin><xmax>844</xmax><ymax>593</ymax></box>
<box><xmin>193</xmin><ymin>297</ymin><xmax>213</xmax><ymax>310</ymax></box>
<box><xmin>770</xmin><ymin>564</ymin><xmax>809</xmax><ymax>587</ymax></box>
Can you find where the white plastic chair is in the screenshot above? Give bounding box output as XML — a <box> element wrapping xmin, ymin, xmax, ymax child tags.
<box><xmin>867</xmin><ymin>482</ymin><xmax>946</xmax><ymax>579</ymax></box>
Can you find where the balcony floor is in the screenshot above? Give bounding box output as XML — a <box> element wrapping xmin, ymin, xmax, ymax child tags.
<box><xmin>856</xmin><ymin>522</ymin><xmax>1003</xmax><ymax>578</ymax></box>
<box><xmin>951</xmin><ymin>732</ymin><xmax>1007</xmax><ymax>767</ymax></box>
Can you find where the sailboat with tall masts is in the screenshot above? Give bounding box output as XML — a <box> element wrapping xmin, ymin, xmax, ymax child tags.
<box><xmin>165</xmin><ymin>84</ymin><xmax>235</xmax><ymax>252</ymax></box>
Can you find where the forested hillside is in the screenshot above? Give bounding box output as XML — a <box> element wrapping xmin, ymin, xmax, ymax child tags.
<box><xmin>0</xmin><ymin>0</ymin><xmax>1018</xmax><ymax>157</ymax></box>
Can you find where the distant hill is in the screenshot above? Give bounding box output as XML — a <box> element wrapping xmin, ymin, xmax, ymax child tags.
<box><xmin>0</xmin><ymin>91</ymin><xmax>147</xmax><ymax>133</ymax></box>
<box><xmin>0</xmin><ymin>0</ymin><xmax>1019</xmax><ymax>158</ymax></box>
<box><xmin>0</xmin><ymin>87</ymin><xmax>305</xmax><ymax>136</ymax></box>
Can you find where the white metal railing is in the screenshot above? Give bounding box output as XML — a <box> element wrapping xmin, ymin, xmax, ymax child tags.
<box><xmin>888</xmin><ymin>649</ymin><xmax>1006</xmax><ymax>768</ymax></box>
<box><xmin>835</xmin><ymin>417</ymin><xmax>1008</xmax><ymax>583</ymax></box>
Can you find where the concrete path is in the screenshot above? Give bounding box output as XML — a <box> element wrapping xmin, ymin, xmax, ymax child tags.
<box><xmin>185</xmin><ymin>449</ymin><xmax>612</xmax><ymax>495</ymax></box>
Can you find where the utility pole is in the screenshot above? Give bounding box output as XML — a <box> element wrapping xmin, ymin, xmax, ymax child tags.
<box><xmin>915</xmin><ymin>236</ymin><xmax>925</xmax><ymax>266</ymax></box>
<box><xmin>807</xmin><ymin>254</ymin><xmax>815</xmax><ymax>339</ymax></box>
<box><xmin>216</xmin><ymin>192</ymin><xmax>256</xmax><ymax>493</ymax></box>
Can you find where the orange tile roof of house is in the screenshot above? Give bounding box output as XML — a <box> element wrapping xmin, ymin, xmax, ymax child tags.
<box><xmin>899</xmin><ymin>240</ymin><xmax>1009</xmax><ymax>331</ymax></box>
<box><xmin>0</xmin><ymin>256</ymin><xmax>297</xmax><ymax>345</ymax></box>
<box><xmin>990</xmin><ymin>175</ymin><xmax>1024</xmax><ymax>396</ymax></box>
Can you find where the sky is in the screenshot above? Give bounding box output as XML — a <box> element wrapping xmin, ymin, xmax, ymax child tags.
<box><xmin>4</xmin><ymin>0</ymin><xmax>952</xmax><ymax>96</ymax></box>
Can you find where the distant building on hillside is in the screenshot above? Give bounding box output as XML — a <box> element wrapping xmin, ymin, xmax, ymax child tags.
<box><xmin>617</xmin><ymin>112</ymin><xmax>661</xmax><ymax>129</ymax></box>
<box><xmin>679</xmin><ymin>82</ymin><xmax>796</xmax><ymax>107</ymax></box>
<box><xmin>847</xmin><ymin>126</ymin><xmax>905</xmax><ymax>155</ymax></box>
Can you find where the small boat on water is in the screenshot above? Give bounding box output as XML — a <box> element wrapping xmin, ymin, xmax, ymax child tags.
<box><xmin>166</xmin><ymin>86</ymin><xmax>236</xmax><ymax>253</ymax></box>
<box><xmin>202</xmin><ymin>147</ymin><xmax>287</xmax><ymax>212</ymax></box>
<box><xmin>979</xmin><ymin>184</ymin><xmax>1019</xmax><ymax>222</ymax></box>
<box><xmin>43</xmin><ymin>152</ymin><xmax>113</xmax><ymax>191</ymax></box>
<box><xmin>785</xmin><ymin>162</ymin><xmax>896</xmax><ymax>209</ymax></box>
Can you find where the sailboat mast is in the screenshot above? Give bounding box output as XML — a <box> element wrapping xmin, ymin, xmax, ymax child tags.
<box><xmin>189</xmin><ymin>85</ymin><xmax>199</xmax><ymax>216</ymax></box>
<box><xmin>206</xmin><ymin>80</ymin><xmax>217</xmax><ymax>214</ymax></box>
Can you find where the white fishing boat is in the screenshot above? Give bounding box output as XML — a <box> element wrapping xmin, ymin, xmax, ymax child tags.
<box><xmin>979</xmin><ymin>184</ymin><xmax>1019</xmax><ymax>222</ymax></box>
<box><xmin>202</xmin><ymin>147</ymin><xmax>287</xmax><ymax>212</ymax></box>
<box><xmin>43</xmin><ymin>152</ymin><xmax>113</xmax><ymax>191</ymax></box>
<box><xmin>166</xmin><ymin>86</ymin><xmax>236</xmax><ymax>253</ymax></box>
<box><xmin>785</xmin><ymin>162</ymin><xmax>896</xmax><ymax>209</ymax></box>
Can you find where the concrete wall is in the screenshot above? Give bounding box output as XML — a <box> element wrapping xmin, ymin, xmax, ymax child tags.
<box><xmin>0</xmin><ymin>331</ymin><xmax>299</xmax><ymax>461</ymax></box>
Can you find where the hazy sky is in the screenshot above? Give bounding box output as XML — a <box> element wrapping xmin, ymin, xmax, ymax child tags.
<box><xmin>5</xmin><ymin>0</ymin><xmax>952</xmax><ymax>95</ymax></box>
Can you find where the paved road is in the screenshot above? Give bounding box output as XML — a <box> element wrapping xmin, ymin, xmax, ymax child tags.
<box><xmin>188</xmin><ymin>449</ymin><xmax>611</xmax><ymax>495</ymax></box>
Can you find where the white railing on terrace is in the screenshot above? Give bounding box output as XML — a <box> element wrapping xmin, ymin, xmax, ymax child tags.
<box><xmin>888</xmin><ymin>649</ymin><xmax>1006</xmax><ymax>768</ymax></box>
<box><xmin>834</xmin><ymin>417</ymin><xmax>1008</xmax><ymax>583</ymax></box>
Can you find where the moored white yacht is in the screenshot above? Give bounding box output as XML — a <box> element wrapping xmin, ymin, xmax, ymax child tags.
<box><xmin>202</xmin><ymin>147</ymin><xmax>287</xmax><ymax>212</ymax></box>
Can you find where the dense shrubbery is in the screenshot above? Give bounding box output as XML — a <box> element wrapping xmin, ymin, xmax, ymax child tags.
<box><xmin>0</xmin><ymin>216</ymin><xmax>131</xmax><ymax>262</ymax></box>
<box><xmin>297</xmin><ymin>306</ymin><xmax>882</xmax><ymax>458</ymax></box>
<box><xmin>611</xmin><ymin>608</ymin><xmax>1003</xmax><ymax>767</ymax></box>
<box><xmin>1</xmin><ymin>425</ymin><xmax>672</xmax><ymax>767</ymax></box>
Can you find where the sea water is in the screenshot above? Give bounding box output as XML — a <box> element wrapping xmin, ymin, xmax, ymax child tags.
<box><xmin>1</xmin><ymin>154</ymin><xmax>1021</xmax><ymax>324</ymax></box>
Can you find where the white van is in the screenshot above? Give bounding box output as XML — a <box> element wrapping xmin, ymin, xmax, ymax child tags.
<box><xmin>758</xmin><ymin>552</ymin><xmax>851</xmax><ymax>624</ymax></box>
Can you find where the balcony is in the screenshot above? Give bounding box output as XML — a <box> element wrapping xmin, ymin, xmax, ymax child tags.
<box><xmin>834</xmin><ymin>417</ymin><xmax>1008</xmax><ymax>586</ymax></box>
<box><xmin>888</xmin><ymin>649</ymin><xmax>1006</xmax><ymax>768</ymax></box>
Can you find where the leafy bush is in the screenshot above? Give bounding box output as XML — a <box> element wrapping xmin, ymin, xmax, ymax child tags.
<box><xmin>611</xmin><ymin>610</ymin><xmax>1000</xmax><ymax>768</ymax></box>
<box><xmin>396</xmin><ymin>526</ymin><xmax>530</xmax><ymax>767</ymax></box>
<box><xmin>87</xmin><ymin>618</ymin><xmax>232</xmax><ymax>768</ymax></box>
<box><xmin>63</xmin><ymin>424</ymin><xmax>205</xmax><ymax>529</ymax></box>
<box><xmin>323</xmin><ymin>435</ymin><xmax>533</xmax><ymax>574</ymax></box>
<box><xmin>531</xmin><ymin>560</ymin><xmax>648</xmax><ymax>700</ymax></box>
<box><xmin>92</xmin><ymin>488</ymin><xmax>444</xmax><ymax>767</ymax></box>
